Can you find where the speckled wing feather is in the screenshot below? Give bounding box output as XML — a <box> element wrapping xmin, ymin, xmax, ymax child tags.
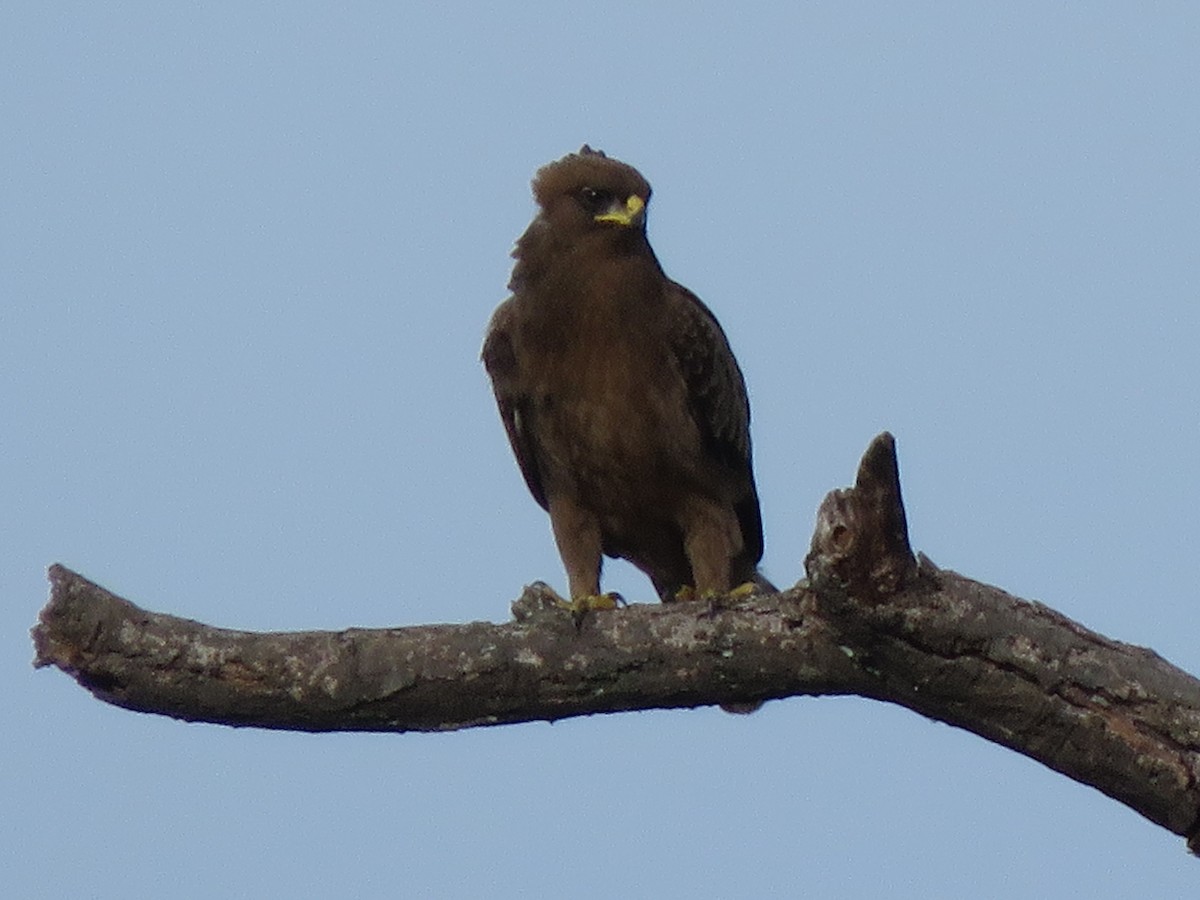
<box><xmin>665</xmin><ymin>281</ymin><xmax>763</xmax><ymax>566</ymax></box>
<box><xmin>481</xmin><ymin>300</ymin><xmax>549</xmax><ymax>511</ymax></box>
<box><xmin>666</xmin><ymin>281</ymin><xmax>752</xmax><ymax>469</ymax></box>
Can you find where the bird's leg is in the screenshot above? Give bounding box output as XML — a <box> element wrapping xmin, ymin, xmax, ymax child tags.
<box><xmin>681</xmin><ymin>498</ymin><xmax>761</xmax><ymax>614</ymax></box>
<box><xmin>548</xmin><ymin>496</ymin><xmax>621</xmax><ymax>626</ymax></box>
<box><xmin>682</xmin><ymin>500</ymin><xmax>736</xmax><ymax>598</ymax></box>
<box><xmin>549</xmin><ymin>495</ymin><xmax>603</xmax><ymax>597</ymax></box>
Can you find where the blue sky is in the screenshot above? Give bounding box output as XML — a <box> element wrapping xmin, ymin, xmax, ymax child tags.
<box><xmin>4</xmin><ymin>4</ymin><xmax>1199</xmax><ymax>897</ymax></box>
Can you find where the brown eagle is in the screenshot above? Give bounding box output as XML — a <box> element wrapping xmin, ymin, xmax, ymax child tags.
<box><xmin>483</xmin><ymin>147</ymin><xmax>769</xmax><ymax>611</ymax></box>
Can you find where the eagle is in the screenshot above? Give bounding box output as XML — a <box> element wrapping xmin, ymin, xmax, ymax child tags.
<box><xmin>483</xmin><ymin>147</ymin><xmax>770</xmax><ymax>614</ymax></box>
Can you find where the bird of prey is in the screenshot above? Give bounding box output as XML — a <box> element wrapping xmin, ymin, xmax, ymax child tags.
<box><xmin>483</xmin><ymin>146</ymin><xmax>769</xmax><ymax>614</ymax></box>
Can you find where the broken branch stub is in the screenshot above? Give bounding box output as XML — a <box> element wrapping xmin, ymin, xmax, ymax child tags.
<box><xmin>805</xmin><ymin>432</ymin><xmax>918</xmax><ymax>600</ymax></box>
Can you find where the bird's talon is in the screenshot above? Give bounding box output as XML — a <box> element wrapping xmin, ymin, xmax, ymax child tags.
<box><xmin>669</xmin><ymin>585</ymin><xmax>697</xmax><ymax>603</ymax></box>
<box><xmin>556</xmin><ymin>592</ymin><xmax>623</xmax><ymax>628</ymax></box>
<box><xmin>701</xmin><ymin>589</ymin><xmax>726</xmax><ymax>617</ymax></box>
<box><xmin>729</xmin><ymin>581</ymin><xmax>759</xmax><ymax>599</ymax></box>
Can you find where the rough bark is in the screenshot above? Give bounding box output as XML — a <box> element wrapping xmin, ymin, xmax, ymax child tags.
<box><xmin>31</xmin><ymin>433</ymin><xmax>1200</xmax><ymax>853</ymax></box>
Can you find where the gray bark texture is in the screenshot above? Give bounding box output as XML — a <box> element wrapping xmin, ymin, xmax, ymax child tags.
<box><xmin>31</xmin><ymin>433</ymin><xmax>1200</xmax><ymax>853</ymax></box>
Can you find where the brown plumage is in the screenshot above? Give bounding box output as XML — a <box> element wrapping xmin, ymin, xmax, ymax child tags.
<box><xmin>482</xmin><ymin>146</ymin><xmax>767</xmax><ymax>604</ymax></box>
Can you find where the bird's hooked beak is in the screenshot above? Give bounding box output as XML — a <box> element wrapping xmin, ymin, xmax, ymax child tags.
<box><xmin>594</xmin><ymin>194</ymin><xmax>646</xmax><ymax>228</ymax></box>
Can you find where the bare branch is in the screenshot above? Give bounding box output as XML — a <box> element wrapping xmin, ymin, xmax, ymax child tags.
<box><xmin>30</xmin><ymin>433</ymin><xmax>1200</xmax><ymax>852</ymax></box>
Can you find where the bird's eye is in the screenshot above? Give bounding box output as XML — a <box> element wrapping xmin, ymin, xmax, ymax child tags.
<box><xmin>577</xmin><ymin>187</ymin><xmax>612</xmax><ymax>213</ymax></box>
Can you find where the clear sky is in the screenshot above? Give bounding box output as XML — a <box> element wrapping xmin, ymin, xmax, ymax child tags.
<box><xmin>4</xmin><ymin>4</ymin><xmax>1199</xmax><ymax>897</ymax></box>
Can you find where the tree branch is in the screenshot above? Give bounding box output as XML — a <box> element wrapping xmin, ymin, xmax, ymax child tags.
<box><xmin>31</xmin><ymin>433</ymin><xmax>1200</xmax><ymax>852</ymax></box>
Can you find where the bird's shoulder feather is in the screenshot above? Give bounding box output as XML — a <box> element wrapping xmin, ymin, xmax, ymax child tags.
<box><xmin>664</xmin><ymin>281</ymin><xmax>753</xmax><ymax>472</ymax></box>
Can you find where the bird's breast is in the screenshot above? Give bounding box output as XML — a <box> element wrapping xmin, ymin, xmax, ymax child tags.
<box><xmin>526</xmin><ymin>337</ymin><xmax>699</xmax><ymax>506</ymax></box>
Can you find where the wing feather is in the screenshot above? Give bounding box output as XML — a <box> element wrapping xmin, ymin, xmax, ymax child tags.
<box><xmin>666</xmin><ymin>282</ymin><xmax>764</xmax><ymax>566</ymax></box>
<box><xmin>482</xmin><ymin>301</ymin><xmax>549</xmax><ymax>510</ymax></box>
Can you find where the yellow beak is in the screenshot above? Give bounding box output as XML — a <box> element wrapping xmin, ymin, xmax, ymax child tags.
<box><xmin>594</xmin><ymin>194</ymin><xmax>645</xmax><ymax>227</ymax></box>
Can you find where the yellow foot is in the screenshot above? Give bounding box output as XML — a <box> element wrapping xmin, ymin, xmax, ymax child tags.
<box><xmin>553</xmin><ymin>591</ymin><xmax>624</xmax><ymax>629</ymax></box>
<box><xmin>698</xmin><ymin>582</ymin><xmax>762</xmax><ymax>616</ymax></box>
<box><xmin>669</xmin><ymin>581</ymin><xmax>760</xmax><ymax>606</ymax></box>
<box><xmin>729</xmin><ymin>580</ymin><xmax>760</xmax><ymax>599</ymax></box>
<box><xmin>669</xmin><ymin>585</ymin><xmax>697</xmax><ymax>603</ymax></box>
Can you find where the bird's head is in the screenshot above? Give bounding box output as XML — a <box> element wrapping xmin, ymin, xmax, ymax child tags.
<box><xmin>530</xmin><ymin>146</ymin><xmax>652</xmax><ymax>242</ymax></box>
